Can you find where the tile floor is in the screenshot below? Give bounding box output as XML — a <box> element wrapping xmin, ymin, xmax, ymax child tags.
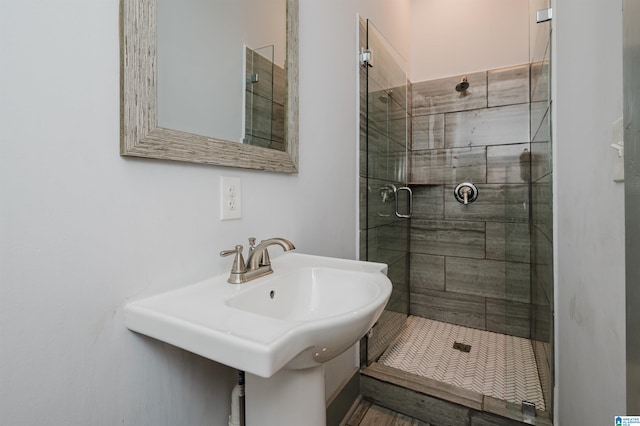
<box><xmin>378</xmin><ymin>316</ymin><xmax>545</xmax><ymax>411</ymax></box>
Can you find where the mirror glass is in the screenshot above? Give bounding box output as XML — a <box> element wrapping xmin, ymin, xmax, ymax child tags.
<box><xmin>157</xmin><ymin>0</ymin><xmax>286</xmax><ymax>151</ymax></box>
<box><xmin>120</xmin><ymin>0</ymin><xmax>298</xmax><ymax>173</ymax></box>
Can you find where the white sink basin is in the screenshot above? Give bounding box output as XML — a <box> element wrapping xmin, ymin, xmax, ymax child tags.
<box><xmin>124</xmin><ymin>253</ymin><xmax>392</xmax><ymax>378</ymax></box>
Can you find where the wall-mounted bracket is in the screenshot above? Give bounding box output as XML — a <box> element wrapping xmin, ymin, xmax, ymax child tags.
<box><xmin>536</xmin><ymin>8</ymin><xmax>552</xmax><ymax>23</ymax></box>
<box><xmin>360</xmin><ymin>47</ymin><xmax>373</xmax><ymax>67</ymax></box>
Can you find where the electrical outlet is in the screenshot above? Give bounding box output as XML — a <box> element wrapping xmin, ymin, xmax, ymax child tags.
<box><xmin>220</xmin><ymin>177</ymin><xmax>242</xmax><ymax>220</ymax></box>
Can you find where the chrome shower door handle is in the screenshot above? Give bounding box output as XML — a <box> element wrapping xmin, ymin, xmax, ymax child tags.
<box><xmin>395</xmin><ymin>186</ymin><xmax>413</xmax><ymax>218</ymax></box>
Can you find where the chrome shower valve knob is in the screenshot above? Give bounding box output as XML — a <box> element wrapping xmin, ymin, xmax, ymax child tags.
<box><xmin>454</xmin><ymin>182</ymin><xmax>479</xmax><ymax>205</ymax></box>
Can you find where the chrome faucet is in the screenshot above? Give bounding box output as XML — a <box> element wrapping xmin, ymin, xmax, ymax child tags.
<box><xmin>220</xmin><ymin>237</ymin><xmax>295</xmax><ymax>284</ymax></box>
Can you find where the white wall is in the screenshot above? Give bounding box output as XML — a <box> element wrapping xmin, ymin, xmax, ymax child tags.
<box><xmin>410</xmin><ymin>0</ymin><xmax>529</xmax><ymax>82</ymax></box>
<box><xmin>553</xmin><ymin>0</ymin><xmax>626</xmax><ymax>423</ymax></box>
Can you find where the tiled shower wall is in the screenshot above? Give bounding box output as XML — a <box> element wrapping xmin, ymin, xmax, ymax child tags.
<box><xmin>409</xmin><ymin>65</ymin><xmax>533</xmax><ymax>339</ymax></box>
<box><xmin>244</xmin><ymin>47</ymin><xmax>285</xmax><ymax>151</ymax></box>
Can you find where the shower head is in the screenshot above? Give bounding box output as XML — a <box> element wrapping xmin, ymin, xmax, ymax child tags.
<box><xmin>455</xmin><ymin>76</ymin><xmax>469</xmax><ymax>93</ymax></box>
<box><xmin>378</xmin><ymin>90</ymin><xmax>393</xmax><ymax>103</ymax></box>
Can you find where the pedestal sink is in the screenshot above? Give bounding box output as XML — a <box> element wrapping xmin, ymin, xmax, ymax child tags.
<box><xmin>124</xmin><ymin>253</ymin><xmax>392</xmax><ymax>425</ymax></box>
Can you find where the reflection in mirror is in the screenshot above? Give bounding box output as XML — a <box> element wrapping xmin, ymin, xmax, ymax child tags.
<box><xmin>245</xmin><ymin>45</ymin><xmax>286</xmax><ymax>151</ymax></box>
<box><xmin>157</xmin><ymin>0</ymin><xmax>286</xmax><ymax>151</ymax></box>
<box><xmin>120</xmin><ymin>0</ymin><xmax>298</xmax><ymax>173</ymax></box>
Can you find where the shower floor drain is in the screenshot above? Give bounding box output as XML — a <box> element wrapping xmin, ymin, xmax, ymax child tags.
<box><xmin>378</xmin><ymin>316</ymin><xmax>545</xmax><ymax>410</ymax></box>
<box><xmin>453</xmin><ymin>342</ymin><xmax>472</xmax><ymax>352</ymax></box>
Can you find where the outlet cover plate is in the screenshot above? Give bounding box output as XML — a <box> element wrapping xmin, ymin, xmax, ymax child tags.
<box><xmin>220</xmin><ymin>176</ymin><xmax>242</xmax><ymax>220</ymax></box>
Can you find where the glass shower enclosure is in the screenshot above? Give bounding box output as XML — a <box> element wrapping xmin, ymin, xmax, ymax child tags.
<box><xmin>358</xmin><ymin>3</ymin><xmax>554</xmax><ymax>415</ymax></box>
<box><xmin>359</xmin><ymin>18</ymin><xmax>411</xmax><ymax>365</ymax></box>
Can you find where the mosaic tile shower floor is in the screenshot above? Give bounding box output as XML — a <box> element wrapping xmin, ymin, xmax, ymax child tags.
<box><xmin>378</xmin><ymin>316</ymin><xmax>545</xmax><ymax>410</ymax></box>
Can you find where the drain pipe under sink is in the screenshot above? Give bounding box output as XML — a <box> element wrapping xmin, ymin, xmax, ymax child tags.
<box><xmin>229</xmin><ymin>371</ymin><xmax>246</xmax><ymax>426</ymax></box>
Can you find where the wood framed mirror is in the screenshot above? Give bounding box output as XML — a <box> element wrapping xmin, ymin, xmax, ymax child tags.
<box><xmin>119</xmin><ymin>0</ymin><xmax>298</xmax><ymax>173</ymax></box>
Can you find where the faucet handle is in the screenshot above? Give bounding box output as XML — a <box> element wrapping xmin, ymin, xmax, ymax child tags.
<box><xmin>220</xmin><ymin>245</ymin><xmax>246</xmax><ymax>273</ymax></box>
<box><xmin>260</xmin><ymin>247</ymin><xmax>271</xmax><ymax>267</ymax></box>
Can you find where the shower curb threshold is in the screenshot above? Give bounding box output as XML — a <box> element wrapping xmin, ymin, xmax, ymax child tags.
<box><xmin>361</xmin><ymin>362</ymin><xmax>552</xmax><ymax>426</ymax></box>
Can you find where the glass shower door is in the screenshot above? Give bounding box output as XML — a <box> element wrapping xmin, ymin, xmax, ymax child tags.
<box><xmin>359</xmin><ymin>18</ymin><xmax>411</xmax><ymax>365</ymax></box>
<box><xmin>528</xmin><ymin>0</ymin><xmax>554</xmax><ymax>413</ymax></box>
<box><xmin>503</xmin><ymin>0</ymin><xmax>553</xmax><ymax>413</ymax></box>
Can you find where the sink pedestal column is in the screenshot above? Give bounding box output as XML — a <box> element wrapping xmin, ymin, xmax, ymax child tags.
<box><xmin>245</xmin><ymin>365</ymin><xmax>325</xmax><ymax>426</ymax></box>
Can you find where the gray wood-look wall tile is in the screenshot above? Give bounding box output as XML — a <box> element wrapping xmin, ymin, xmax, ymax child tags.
<box><xmin>486</xmin><ymin>298</ymin><xmax>531</xmax><ymax>338</ymax></box>
<box><xmin>407</xmin><ymin>84</ymin><xmax>413</xmax><ymax>152</ymax></box>
<box><xmin>361</xmin><ymin>375</ymin><xmax>472</xmax><ymax>426</ymax></box>
<box><xmin>367</xmin><ymin>131</ymin><xmax>407</xmax><ymax>183</ymax></box>
<box><xmin>412</xmin><ymin>114</ymin><xmax>444</xmax><ymax>150</ymax></box>
<box><xmin>246</xmin><ymin>93</ymin><xmax>273</xmax><ymax>140</ymax></box>
<box><xmin>410</xmin><ymin>147</ymin><xmax>487</xmax><ymax>185</ymax></box>
<box><xmin>411</xmin><ymin>185</ymin><xmax>444</xmax><ymax>219</ymax></box>
<box><xmin>445</xmin><ymin>257</ymin><xmax>530</xmax><ymax>303</ymax></box>
<box><xmin>444</xmin><ymin>184</ymin><xmax>529</xmax><ymax>223</ymax></box>
<box><xmin>273</xmin><ymin>64</ymin><xmax>285</xmax><ymax>105</ymax></box>
<box><xmin>367</xmin><ymin>122</ymin><xmax>387</xmax><ymax>157</ymax></box>
<box><xmin>487</xmin><ymin>143</ymin><xmax>531</xmax><ymax>184</ymax></box>
<box><xmin>471</xmin><ymin>411</ymin><xmax>532</xmax><ymax>426</ymax></box>
<box><xmin>271</xmin><ymin>102</ymin><xmax>284</xmax><ymax>143</ymax></box>
<box><xmin>531</xmin><ymin>106</ymin><xmax>551</xmax><ymax>182</ymax></box>
<box><xmin>531</xmin><ymin>59</ymin><xmax>550</xmax><ymax>103</ymax></box>
<box><xmin>389</xmin><ymin>84</ymin><xmax>409</xmax><ymax>115</ymax></box>
<box><xmin>389</xmin><ymin>254</ymin><xmax>409</xmax><ymax>284</ymax></box>
<box><xmin>411</xmin><ymin>219</ymin><xmax>485</xmax><ymax>258</ymax></box>
<box><xmin>486</xmin><ymin>222</ymin><xmax>531</xmax><ymax>263</ymax></box>
<box><xmin>410</xmin><ymin>253</ymin><xmax>445</xmax><ymax>292</ymax></box>
<box><xmin>388</xmin><ymin>288</ymin><xmax>410</xmax><ymax>314</ymax></box>
<box><xmin>366</xmin><ymin>226</ymin><xmax>408</xmax><ymax>266</ymax></box>
<box><xmin>389</xmin><ymin>96</ymin><xmax>409</xmax><ymax>146</ymax></box>
<box><xmin>379</xmin><ymin>221</ymin><xmax>410</xmax><ymax>252</ymax></box>
<box><xmin>531</xmin><ymin>176</ymin><xmax>552</xmax><ymax>239</ymax></box>
<box><xmin>531</xmin><ymin>227</ymin><xmax>553</xmax><ymax>306</ymax></box>
<box><xmin>246</xmin><ymin>48</ymin><xmax>274</xmax><ymax>100</ymax></box>
<box><xmin>357</xmin><ymin>403</ymin><xmax>430</xmax><ymax>426</ymax></box>
<box><xmin>368</xmin><ymin>87</ymin><xmax>391</xmax><ymax>136</ymax></box>
<box><xmin>359</xmin><ymin>125</ymin><xmax>367</xmax><ymax>178</ymax></box>
<box><xmin>531</xmin><ymin>101</ymin><xmax>549</xmax><ymax>144</ymax></box>
<box><xmin>488</xmin><ymin>64</ymin><xmax>530</xmax><ymax>107</ymax></box>
<box><xmin>405</xmin><ymin>64</ymin><xmax>544</xmax><ymax>340</ymax></box>
<box><xmin>531</xmin><ymin>302</ymin><xmax>552</xmax><ymax>342</ymax></box>
<box><xmin>445</xmin><ymin>104</ymin><xmax>530</xmax><ymax>148</ymax></box>
<box><xmin>359</xmin><ymin>177</ymin><xmax>368</xmax><ymax>230</ymax></box>
<box><xmin>531</xmin><ymin>61</ymin><xmax>551</xmax><ymax>106</ymax></box>
<box><xmin>413</xmin><ymin>71</ymin><xmax>487</xmax><ymax>116</ymax></box>
<box><xmin>411</xmin><ymin>289</ymin><xmax>486</xmax><ymax>330</ymax></box>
